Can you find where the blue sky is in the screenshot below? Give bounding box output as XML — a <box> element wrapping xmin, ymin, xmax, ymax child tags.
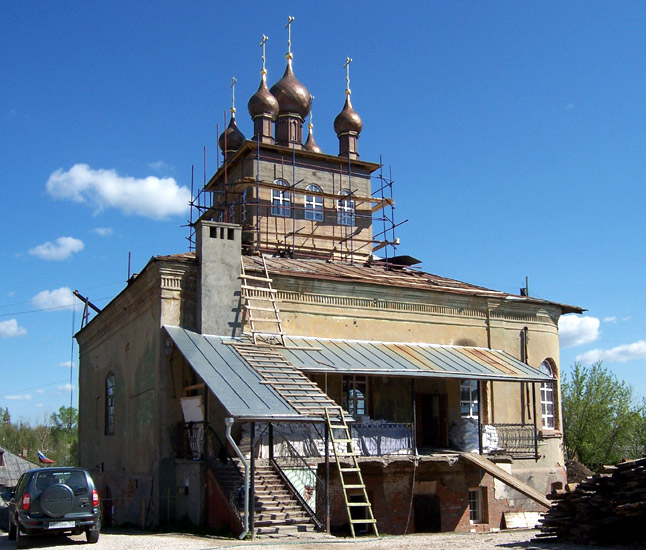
<box><xmin>2</xmin><ymin>2</ymin><xmax>645</xmax><ymax>424</ymax></box>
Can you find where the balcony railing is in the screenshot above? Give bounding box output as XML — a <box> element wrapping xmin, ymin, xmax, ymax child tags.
<box><xmin>483</xmin><ymin>423</ymin><xmax>537</xmax><ymax>459</ymax></box>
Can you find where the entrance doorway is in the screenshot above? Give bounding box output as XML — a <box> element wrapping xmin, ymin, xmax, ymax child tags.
<box><xmin>415</xmin><ymin>394</ymin><xmax>448</xmax><ymax>449</ymax></box>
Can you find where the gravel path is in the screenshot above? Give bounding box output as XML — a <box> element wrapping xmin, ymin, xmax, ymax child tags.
<box><xmin>0</xmin><ymin>528</ymin><xmax>642</xmax><ymax>550</ymax></box>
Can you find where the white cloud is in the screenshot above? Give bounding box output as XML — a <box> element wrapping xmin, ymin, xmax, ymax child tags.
<box><xmin>36</xmin><ymin>403</ymin><xmax>43</xmax><ymax>408</ymax></box>
<box><xmin>29</xmin><ymin>236</ymin><xmax>84</xmax><ymax>261</ymax></box>
<box><xmin>603</xmin><ymin>316</ymin><xmax>617</xmax><ymax>324</ymax></box>
<box><xmin>148</xmin><ymin>160</ymin><xmax>172</xmax><ymax>172</ymax></box>
<box><xmin>559</xmin><ymin>315</ymin><xmax>600</xmax><ymax>348</ymax></box>
<box><xmin>92</xmin><ymin>227</ymin><xmax>113</xmax><ymax>237</ymax></box>
<box><xmin>5</xmin><ymin>394</ymin><xmax>32</xmax><ymax>401</ymax></box>
<box><xmin>32</xmin><ymin>287</ymin><xmax>83</xmax><ymax>312</ymax></box>
<box><xmin>0</xmin><ymin>319</ymin><xmax>27</xmax><ymax>338</ymax></box>
<box><xmin>46</xmin><ymin>163</ymin><xmax>190</xmax><ymax>220</ymax></box>
<box><xmin>57</xmin><ymin>383</ymin><xmax>76</xmax><ymax>393</ymax></box>
<box><xmin>576</xmin><ymin>341</ymin><xmax>646</xmax><ymax>365</ymax></box>
<box><xmin>58</xmin><ymin>360</ymin><xmax>76</xmax><ymax>368</ymax></box>
<box><xmin>35</xmin><ymin>389</ymin><xmax>45</xmax><ymax>394</ymax></box>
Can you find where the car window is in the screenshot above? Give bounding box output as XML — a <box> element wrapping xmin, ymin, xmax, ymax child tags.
<box><xmin>35</xmin><ymin>470</ymin><xmax>88</xmax><ymax>494</ymax></box>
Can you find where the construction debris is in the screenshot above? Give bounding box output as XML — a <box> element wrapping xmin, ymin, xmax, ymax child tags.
<box><xmin>538</xmin><ymin>457</ymin><xmax>646</xmax><ymax>545</ymax></box>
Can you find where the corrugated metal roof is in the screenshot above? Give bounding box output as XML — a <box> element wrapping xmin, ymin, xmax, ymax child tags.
<box><xmin>276</xmin><ymin>336</ymin><xmax>552</xmax><ymax>382</ymax></box>
<box><xmin>164</xmin><ymin>326</ymin><xmax>307</xmax><ymax>421</ymax></box>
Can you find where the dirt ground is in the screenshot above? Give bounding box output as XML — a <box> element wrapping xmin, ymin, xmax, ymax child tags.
<box><xmin>0</xmin><ymin>528</ymin><xmax>643</xmax><ymax>550</ymax></box>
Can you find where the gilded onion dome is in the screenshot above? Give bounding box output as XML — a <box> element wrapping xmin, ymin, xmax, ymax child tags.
<box><xmin>218</xmin><ymin>112</ymin><xmax>245</xmax><ymax>153</ymax></box>
<box><xmin>270</xmin><ymin>58</ymin><xmax>312</xmax><ymax>119</ymax></box>
<box><xmin>248</xmin><ymin>73</ymin><xmax>279</xmax><ymax>120</ymax></box>
<box><xmin>304</xmin><ymin>125</ymin><xmax>321</xmax><ymax>153</ymax></box>
<box><xmin>334</xmin><ymin>94</ymin><xmax>363</xmax><ymax>136</ymax></box>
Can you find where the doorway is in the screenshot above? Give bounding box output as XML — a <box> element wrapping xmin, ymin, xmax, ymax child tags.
<box><xmin>415</xmin><ymin>394</ymin><xmax>448</xmax><ymax>449</ymax></box>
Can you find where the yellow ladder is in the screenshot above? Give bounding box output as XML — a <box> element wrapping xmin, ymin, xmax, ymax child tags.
<box><xmin>325</xmin><ymin>407</ymin><xmax>378</xmax><ymax>538</ymax></box>
<box><xmin>240</xmin><ymin>257</ymin><xmax>285</xmax><ymax>346</ymax></box>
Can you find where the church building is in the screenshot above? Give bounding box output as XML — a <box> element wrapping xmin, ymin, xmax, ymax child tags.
<box><xmin>77</xmin><ymin>21</ymin><xmax>582</xmax><ymax>537</ymax></box>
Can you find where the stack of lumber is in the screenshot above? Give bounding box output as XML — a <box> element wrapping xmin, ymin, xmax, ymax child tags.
<box><xmin>538</xmin><ymin>457</ymin><xmax>646</xmax><ymax>545</ymax></box>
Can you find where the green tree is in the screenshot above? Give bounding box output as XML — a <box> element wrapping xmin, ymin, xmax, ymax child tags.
<box><xmin>562</xmin><ymin>362</ymin><xmax>641</xmax><ymax>469</ymax></box>
<box><xmin>50</xmin><ymin>406</ymin><xmax>79</xmax><ymax>466</ymax></box>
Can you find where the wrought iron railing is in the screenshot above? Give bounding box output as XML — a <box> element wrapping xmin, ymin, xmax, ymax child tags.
<box><xmin>271</xmin><ymin>426</ymin><xmax>326</xmax><ymax>531</ymax></box>
<box><xmin>483</xmin><ymin>423</ymin><xmax>537</xmax><ymax>459</ymax></box>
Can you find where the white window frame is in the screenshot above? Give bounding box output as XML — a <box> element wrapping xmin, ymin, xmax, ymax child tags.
<box><xmin>460</xmin><ymin>379</ymin><xmax>479</xmax><ymax>419</ymax></box>
<box><xmin>469</xmin><ymin>488</ymin><xmax>483</xmax><ymax>524</ymax></box>
<box><xmin>241</xmin><ymin>187</ymin><xmax>248</xmax><ymax>222</ymax></box>
<box><xmin>540</xmin><ymin>360</ymin><xmax>556</xmax><ymax>430</ymax></box>
<box><xmin>271</xmin><ymin>178</ymin><xmax>291</xmax><ymax>217</ymax></box>
<box><xmin>304</xmin><ymin>184</ymin><xmax>324</xmax><ymax>221</ymax></box>
<box><xmin>337</xmin><ymin>189</ymin><xmax>355</xmax><ymax>226</ymax></box>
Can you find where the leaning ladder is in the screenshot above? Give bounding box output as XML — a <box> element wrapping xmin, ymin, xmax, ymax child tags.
<box><xmin>325</xmin><ymin>407</ymin><xmax>379</xmax><ymax>538</ymax></box>
<box><xmin>240</xmin><ymin>257</ymin><xmax>285</xmax><ymax>346</ymax></box>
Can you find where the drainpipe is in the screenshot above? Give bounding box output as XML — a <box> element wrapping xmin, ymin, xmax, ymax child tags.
<box><xmin>225</xmin><ymin>417</ymin><xmax>249</xmax><ymax>539</ymax></box>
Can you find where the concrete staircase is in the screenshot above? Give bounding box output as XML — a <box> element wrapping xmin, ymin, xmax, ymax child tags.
<box><xmin>253</xmin><ymin>463</ymin><xmax>317</xmax><ymax>537</ymax></box>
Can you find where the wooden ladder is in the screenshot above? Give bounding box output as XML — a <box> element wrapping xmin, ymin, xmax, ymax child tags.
<box><xmin>325</xmin><ymin>407</ymin><xmax>379</xmax><ymax>538</ymax></box>
<box><xmin>240</xmin><ymin>257</ymin><xmax>285</xmax><ymax>346</ymax></box>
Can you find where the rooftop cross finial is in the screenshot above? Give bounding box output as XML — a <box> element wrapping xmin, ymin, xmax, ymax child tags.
<box><xmin>260</xmin><ymin>34</ymin><xmax>268</xmax><ymax>75</ymax></box>
<box><xmin>308</xmin><ymin>95</ymin><xmax>315</xmax><ymax>130</ymax></box>
<box><xmin>344</xmin><ymin>57</ymin><xmax>352</xmax><ymax>96</ymax></box>
<box><xmin>285</xmin><ymin>15</ymin><xmax>295</xmax><ymax>59</ymax></box>
<box><xmin>230</xmin><ymin>77</ymin><xmax>237</xmax><ymax>114</ymax></box>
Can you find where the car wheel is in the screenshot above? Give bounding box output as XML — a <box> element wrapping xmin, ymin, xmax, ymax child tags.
<box><xmin>7</xmin><ymin>516</ymin><xmax>16</xmax><ymax>540</ymax></box>
<box><xmin>15</xmin><ymin>525</ymin><xmax>28</xmax><ymax>549</ymax></box>
<box><xmin>86</xmin><ymin>520</ymin><xmax>100</xmax><ymax>544</ymax></box>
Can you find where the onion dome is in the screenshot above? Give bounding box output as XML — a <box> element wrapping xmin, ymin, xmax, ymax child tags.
<box><xmin>218</xmin><ymin>112</ymin><xmax>245</xmax><ymax>154</ymax></box>
<box><xmin>304</xmin><ymin>124</ymin><xmax>321</xmax><ymax>153</ymax></box>
<box><xmin>334</xmin><ymin>94</ymin><xmax>363</xmax><ymax>136</ymax></box>
<box><xmin>270</xmin><ymin>59</ymin><xmax>312</xmax><ymax>119</ymax></box>
<box><xmin>248</xmin><ymin>74</ymin><xmax>279</xmax><ymax>120</ymax></box>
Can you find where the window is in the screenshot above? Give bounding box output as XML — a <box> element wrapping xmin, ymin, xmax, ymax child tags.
<box><xmin>343</xmin><ymin>375</ymin><xmax>368</xmax><ymax>418</ymax></box>
<box><xmin>540</xmin><ymin>360</ymin><xmax>556</xmax><ymax>430</ymax></box>
<box><xmin>304</xmin><ymin>184</ymin><xmax>324</xmax><ymax>221</ymax></box>
<box><xmin>469</xmin><ymin>488</ymin><xmax>484</xmax><ymax>524</ymax></box>
<box><xmin>337</xmin><ymin>189</ymin><xmax>355</xmax><ymax>226</ymax></box>
<box><xmin>460</xmin><ymin>379</ymin><xmax>479</xmax><ymax>419</ymax></box>
<box><xmin>105</xmin><ymin>373</ymin><xmax>115</xmax><ymax>435</ymax></box>
<box><xmin>271</xmin><ymin>178</ymin><xmax>291</xmax><ymax>217</ymax></box>
<box><xmin>216</xmin><ymin>209</ymin><xmax>224</xmax><ymax>222</ymax></box>
<box><xmin>228</xmin><ymin>203</ymin><xmax>235</xmax><ymax>223</ymax></box>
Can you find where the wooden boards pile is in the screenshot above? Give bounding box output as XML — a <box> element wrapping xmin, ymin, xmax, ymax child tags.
<box><xmin>538</xmin><ymin>457</ymin><xmax>646</xmax><ymax>545</ymax></box>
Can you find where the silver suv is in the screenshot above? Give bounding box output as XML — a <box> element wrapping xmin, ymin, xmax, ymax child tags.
<box><xmin>7</xmin><ymin>467</ymin><xmax>100</xmax><ymax>548</ymax></box>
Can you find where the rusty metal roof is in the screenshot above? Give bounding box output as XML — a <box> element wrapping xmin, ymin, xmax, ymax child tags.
<box><xmin>276</xmin><ymin>336</ymin><xmax>553</xmax><ymax>382</ymax></box>
<box><xmin>242</xmin><ymin>256</ymin><xmax>583</xmax><ymax>314</ymax></box>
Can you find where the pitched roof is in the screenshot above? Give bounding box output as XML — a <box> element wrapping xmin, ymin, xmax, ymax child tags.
<box><xmin>0</xmin><ymin>447</ymin><xmax>37</xmax><ymax>488</ymax></box>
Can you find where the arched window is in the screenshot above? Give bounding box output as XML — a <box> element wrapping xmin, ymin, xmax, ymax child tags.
<box><xmin>337</xmin><ymin>189</ymin><xmax>355</xmax><ymax>226</ymax></box>
<box><xmin>539</xmin><ymin>360</ymin><xmax>556</xmax><ymax>430</ymax></box>
<box><xmin>271</xmin><ymin>178</ymin><xmax>291</xmax><ymax>217</ymax></box>
<box><xmin>304</xmin><ymin>184</ymin><xmax>323</xmax><ymax>221</ymax></box>
<box><xmin>460</xmin><ymin>379</ymin><xmax>479</xmax><ymax>419</ymax></box>
<box><xmin>105</xmin><ymin>373</ymin><xmax>115</xmax><ymax>435</ymax></box>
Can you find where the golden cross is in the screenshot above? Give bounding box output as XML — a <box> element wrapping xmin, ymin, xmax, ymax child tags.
<box><xmin>230</xmin><ymin>77</ymin><xmax>237</xmax><ymax>113</ymax></box>
<box><xmin>344</xmin><ymin>57</ymin><xmax>352</xmax><ymax>95</ymax></box>
<box><xmin>285</xmin><ymin>16</ymin><xmax>295</xmax><ymax>58</ymax></box>
<box><xmin>260</xmin><ymin>35</ymin><xmax>268</xmax><ymax>74</ymax></box>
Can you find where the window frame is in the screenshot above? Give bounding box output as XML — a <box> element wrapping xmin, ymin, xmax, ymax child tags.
<box><xmin>271</xmin><ymin>178</ymin><xmax>291</xmax><ymax>217</ymax></box>
<box><xmin>460</xmin><ymin>379</ymin><xmax>479</xmax><ymax>419</ymax></box>
<box><xmin>105</xmin><ymin>372</ymin><xmax>115</xmax><ymax>436</ymax></box>
<box><xmin>337</xmin><ymin>188</ymin><xmax>355</xmax><ymax>226</ymax></box>
<box><xmin>343</xmin><ymin>375</ymin><xmax>368</xmax><ymax>419</ymax></box>
<box><xmin>469</xmin><ymin>487</ymin><xmax>484</xmax><ymax>524</ymax></box>
<box><xmin>304</xmin><ymin>184</ymin><xmax>324</xmax><ymax>221</ymax></box>
<box><xmin>539</xmin><ymin>360</ymin><xmax>556</xmax><ymax>430</ymax></box>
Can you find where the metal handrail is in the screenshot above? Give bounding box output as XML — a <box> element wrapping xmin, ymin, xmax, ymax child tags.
<box><xmin>483</xmin><ymin>423</ymin><xmax>538</xmax><ymax>459</ymax></box>
<box><xmin>271</xmin><ymin>427</ymin><xmax>326</xmax><ymax>530</ymax></box>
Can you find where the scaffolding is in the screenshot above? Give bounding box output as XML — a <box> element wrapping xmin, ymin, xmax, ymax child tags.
<box><xmin>187</xmin><ymin>119</ymin><xmax>402</xmax><ymax>263</ymax></box>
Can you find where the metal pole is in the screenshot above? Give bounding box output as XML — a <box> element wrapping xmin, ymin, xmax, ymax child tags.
<box><xmin>250</xmin><ymin>422</ymin><xmax>256</xmax><ymax>539</ymax></box>
<box><xmin>477</xmin><ymin>381</ymin><xmax>483</xmax><ymax>455</ymax></box>
<box><xmin>269</xmin><ymin>423</ymin><xmax>274</xmax><ymax>461</ymax></box>
<box><xmin>532</xmin><ymin>383</ymin><xmax>539</xmax><ymax>460</ymax></box>
<box><xmin>325</xmin><ymin>422</ymin><xmax>330</xmax><ymax>534</ymax></box>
